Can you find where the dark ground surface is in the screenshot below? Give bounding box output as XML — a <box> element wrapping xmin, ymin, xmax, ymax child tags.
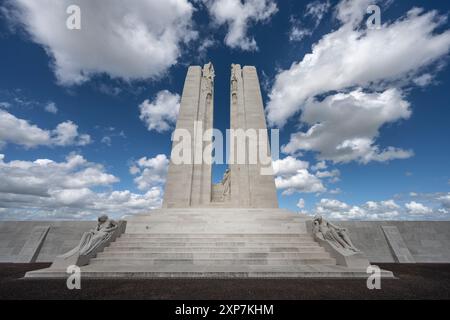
<box><xmin>0</xmin><ymin>263</ymin><xmax>449</xmax><ymax>300</ymax></box>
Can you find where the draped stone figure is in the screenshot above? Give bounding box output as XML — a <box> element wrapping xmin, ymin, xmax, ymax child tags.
<box><xmin>313</xmin><ymin>215</ymin><xmax>359</xmax><ymax>253</ymax></box>
<box><xmin>203</xmin><ymin>62</ymin><xmax>215</xmax><ymax>94</ymax></box>
<box><xmin>221</xmin><ymin>168</ymin><xmax>231</xmax><ymax>199</ymax></box>
<box><xmin>62</xmin><ymin>215</ymin><xmax>119</xmax><ymax>258</ymax></box>
<box><xmin>38</xmin><ymin>215</ymin><xmax>125</xmax><ymax>270</ymax></box>
<box><xmin>231</xmin><ymin>65</ymin><xmax>238</xmax><ymax>93</ymax></box>
<box><xmin>80</xmin><ymin>215</ymin><xmax>118</xmax><ymax>255</ymax></box>
<box><xmin>202</xmin><ymin>62</ymin><xmax>215</xmax><ymax>109</ymax></box>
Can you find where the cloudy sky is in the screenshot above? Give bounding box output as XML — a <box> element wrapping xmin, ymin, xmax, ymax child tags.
<box><xmin>0</xmin><ymin>0</ymin><xmax>449</xmax><ymax>221</ymax></box>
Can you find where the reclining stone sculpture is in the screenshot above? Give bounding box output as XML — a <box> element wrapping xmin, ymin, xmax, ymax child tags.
<box><xmin>50</xmin><ymin>215</ymin><xmax>126</xmax><ymax>269</ymax></box>
<box><xmin>313</xmin><ymin>215</ymin><xmax>360</xmax><ymax>253</ymax></box>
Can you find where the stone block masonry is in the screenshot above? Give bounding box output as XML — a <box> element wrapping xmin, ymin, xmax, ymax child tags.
<box><xmin>1</xmin><ymin>220</ymin><xmax>449</xmax><ymax>264</ymax></box>
<box><xmin>163</xmin><ymin>63</ymin><xmax>278</xmax><ymax>209</ymax></box>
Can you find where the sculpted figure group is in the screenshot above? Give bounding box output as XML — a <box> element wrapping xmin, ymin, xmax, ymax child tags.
<box><xmin>79</xmin><ymin>215</ymin><xmax>118</xmax><ymax>255</ymax></box>
<box><xmin>221</xmin><ymin>168</ymin><xmax>231</xmax><ymax>199</ymax></box>
<box><xmin>313</xmin><ymin>215</ymin><xmax>360</xmax><ymax>253</ymax></box>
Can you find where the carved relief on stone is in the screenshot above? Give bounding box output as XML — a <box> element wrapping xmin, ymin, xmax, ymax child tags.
<box><xmin>206</xmin><ymin>93</ymin><xmax>212</xmax><ymax>106</ymax></box>
<box><xmin>221</xmin><ymin>168</ymin><xmax>231</xmax><ymax>199</ymax></box>
<box><xmin>202</xmin><ymin>62</ymin><xmax>215</xmax><ymax>94</ymax></box>
<box><xmin>231</xmin><ymin>64</ymin><xmax>239</xmax><ymax>94</ymax></box>
<box><xmin>232</xmin><ymin>93</ymin><xmax>237</xmax><ymax>106</ymax></box>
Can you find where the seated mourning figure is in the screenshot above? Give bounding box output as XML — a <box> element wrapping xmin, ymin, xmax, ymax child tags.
<box><xmin>78</xmin><ymin>215</ymin><xmax>118</xmax><ymax>255</ymax></box>
<box><xmin>49</xmin><ymin>215</ymin><xmax>124</xmax><ymax>269</ymax></box>
<box><xmin>313</xmin><ymin>215</ymin><xmax>360</xmax><ymax>253</ymax></box>
<box><xmin>61</xmin><ymin>215</ymin><xmax>118</xmax><ymax>259</ymax></box>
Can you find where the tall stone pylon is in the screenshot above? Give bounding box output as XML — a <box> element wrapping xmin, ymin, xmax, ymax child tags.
<box><xmin>163</xmin><ymin>63</ymin><xmax>278</xmax><ymax>208</ymax></box>
<box><xmin>163</xmin><ymin>63</ymin><xmax>214</xmax><ymax>208</ymax></box>
<box><xmin>229</xmin><ymin>64</ymin><xmax>278</xmax><ymax>208</ymax></box>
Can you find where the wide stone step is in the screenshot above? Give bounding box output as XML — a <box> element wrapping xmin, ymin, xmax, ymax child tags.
<box><xmin>120</xmin><ymin>233</ymin><xmax>311</xmax><ymax>238</ymax></box>
<box><xmin>89</xmin><ymin>257</ymin><xmax>336</xmax><ymax>266</ymax></box>
<box><xmin>129</xmin><ymin>209</ymin><xmax>299</xmax><ymax>214</ymax></box>
<box><xmin>124</xmin><ymin>222</ymin><xmax>309</xmax><ymax>233</ymax></box>
<box><xmin>97</xmin><ymin>252</ymin><xmax>331</xmax><ymax>259</ymax></box>
<box><xmin>116</xmin><ymin>237</ymin><xmax>315</xmax><ymax>244</ymax></box>
<box><xmin>130</xmin><ymin>210</ymin><xmax>303</xmax><ymax>215</ymax></box>
<box><xmin>103</xmin><ymin>246</ymin><xmax>326</xmax><ymax>253</ymax></box>
<box><xmin>126</xmin><ymin>228</ymin><xmax>308</xmax><ymax>234</ymax></box>
<box><xmin>110</xmin><ymin>241</ymin><xmax>320</xmax><ymax>247</ymax></box>
<box><xmin>127</xmin><ymin>214</ymin><xmax>308</xmax><ymax>221</ymax></box>
<box><xmin>25</xmin><ymin>265</ymin><xmax>395</xmax><ymax>279</ymax></box>
<box><xmin>128</xmin><ymin>217</ymin><xmax>307</xmax><ymax>221</ymax></box>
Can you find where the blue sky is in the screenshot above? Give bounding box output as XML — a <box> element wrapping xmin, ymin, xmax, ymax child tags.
<box><xmin>0</xmin><ymin>0</ymin><xmax>449</xmax><ymax>220</ymax></box>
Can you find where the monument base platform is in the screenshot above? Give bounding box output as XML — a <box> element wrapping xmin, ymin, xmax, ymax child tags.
<box><xmin>25</xmin><ymin>208</ymin><xmax>394</xmax><ymax>279</ymax></box>
<box><xmin>24</xmin><ymin>264</ymin><xmax>394</xmax><ymax>279</ymax></box>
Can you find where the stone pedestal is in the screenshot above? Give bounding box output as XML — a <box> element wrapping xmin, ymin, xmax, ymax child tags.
<box><xmin>25</xmin><ymin>209</ymin><xmax>393</xmax><ymax>279</ymax></box>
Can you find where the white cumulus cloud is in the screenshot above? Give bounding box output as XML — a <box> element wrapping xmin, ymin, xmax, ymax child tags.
<box><xmin>139</xmin><ymin>90</ymin><xmax>180</xmax><ymax>133</ymax></box>
<box><xmin>52</xmin><ymin>121</ymin><xmax>91</xmax><ymax>146</ymax></box>
<box><xmin>405</xmin><ymin>201</ymin><xmax>433</xmax><ymax>215</ymax></box>
<box><xmin>203</xmin><ymin>0</ymin><xmax>278</xmax><ymax>51</ymax></box>
<box><xmin>44</xmin><ymin>102</ymin><xmax>58</xmax><ymax>114</ymax></box>
<box><xmin>130</xmin><ymin>154</ymin><xmax>169</xmax><ymax>191</ymax></box>
<box><xmin>274</xmin><ymin>157</ymin><xmax>326</xmax><ymax>195</ymax></box>
<box><xmin>282</xmin><ymin>88</ymin><xmax>413</xmax><ymax>163</ymax></box>
<box><xmin>0</xmin><ymin>109</ymin><xmax>91</xmax><ymax>148</ymax></box>
<box><xmin>439</xmin><ymin>194</ymin><xmax>450</xmax><ymax>209</ymax></box>
<box><xmin>0</xmin><ymin>153</ymin><xmax>117</xmax><ymax>197</ymax></box>
<box><xmin>0</xmin><ymin>154</ymin><xmax>164</xmax><ymax>220</ymax></box>
<box><xmin>275</xmin><ymin>169</ymin><xmax>326</xmax><ymax>195</ymax></box>
<box><xmin>315</xmin><ymin>198</ymin><xmax>402</xmax><ymax>220</ymax></box>
<box><xmin>312</xmin><ymin>196</ymin><xmax>447</xmax><ymax>220</ymax></box>
<box><xmin>5</xmin><ymin>0</ymin><xmax>197</xmax><ymax>85</ymax></box>
<box><xmin>272</xmin><ymin>157</ymin><xmax>343</xmax><ymax>194</ymax></box>
<box><xmin>296</xmin><ymin>198</ymin><xmax>305</xmax><ymax>209</ymax></box>
<box><xmin>267</xmin><ymin>5</ymin><xmax>450</xmax><ymax>127</ymax></box>
<box><xmin>272</xmin><ymin>156</ymin><xmax>309</xmax><ymax>176</ymax></box>
<box><xmin>289</xmin><ymin>0</ymin><xmax>331</xmax><ymax>42</ymax></box>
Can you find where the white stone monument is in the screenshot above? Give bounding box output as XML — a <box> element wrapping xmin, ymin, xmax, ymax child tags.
<box><xmin>25</xmin><ymin>63</ymin><xmax>393</xmax><ymax>279</ymax></box>
<box><xmin>163</xmin><ymin>63</ymin><xmax>277</xmax><ymax>208</ymax></box>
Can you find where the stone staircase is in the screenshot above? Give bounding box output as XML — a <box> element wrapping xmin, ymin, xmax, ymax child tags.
<box><xmin>91</xmin><ymin>233</ymin><xmax>336</xmax><ymax>266</ymax></box>
<box><xmin>211</xmin><ymin>183</ymin><xmax>225</xmax><ymax>203</ymax></box>
<box><xmin>25</xmin><ymin>208</ymin><xmax>394</xmax><ymax>278</ymax></box>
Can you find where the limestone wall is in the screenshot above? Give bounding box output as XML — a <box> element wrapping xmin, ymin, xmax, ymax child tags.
<box><xmin>0</xmin><ymin>221</ymin><xmax>95</xmax><ymax>263</ymax></box>
<box><xmin>339</xmin><ymin>221</ymin><xmax>450</xmax><ymax>263</ymax></box>
<box><xmin>0</xmin><ymin>220</ymin><xmax>449</xmax><ymax>263</ymax></box>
